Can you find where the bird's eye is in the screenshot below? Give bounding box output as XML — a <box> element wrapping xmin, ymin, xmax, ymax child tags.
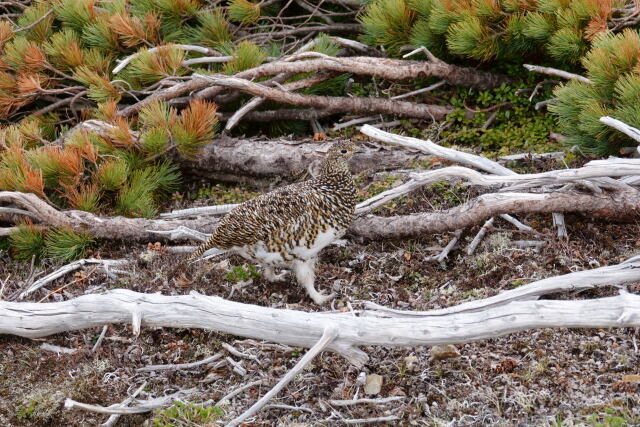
<box><xmin>340</xmin><ymin>149</ymin><xmax>348</xmax><ymax>154</ymax></box>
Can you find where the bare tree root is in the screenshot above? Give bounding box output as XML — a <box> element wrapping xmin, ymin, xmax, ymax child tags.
<box><xmin>1</xmin><ymin>256</ymin><xmax>639</xmax><ymax>367</ymax></box>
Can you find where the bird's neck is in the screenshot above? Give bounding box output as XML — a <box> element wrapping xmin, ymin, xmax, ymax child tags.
<box><xmin>319</xmin><ymin>158</ymin><xmax>350</xmax><ymax>177</ymax></box>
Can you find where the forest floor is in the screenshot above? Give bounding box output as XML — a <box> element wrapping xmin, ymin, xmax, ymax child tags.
<box><xmin>1</xmin><ymin>142</ymin><xmax>640</xmax><ymax>426</ymax></box>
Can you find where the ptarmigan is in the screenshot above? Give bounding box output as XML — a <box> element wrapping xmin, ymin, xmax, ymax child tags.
<box><xmin>188</xmin><ymin>141</ymin><xmax>358</xmax><ymax>304</ymax></box>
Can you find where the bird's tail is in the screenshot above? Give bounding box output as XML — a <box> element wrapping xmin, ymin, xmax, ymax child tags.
<box><xmin>187</xmin><ymin>237</ymin><xmax>217</xmax><ymax>262</ymax></box>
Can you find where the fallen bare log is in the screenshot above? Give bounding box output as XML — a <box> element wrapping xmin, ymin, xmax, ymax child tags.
<box><xmin>1</xmin><ymin>286</ymin><xmax>638</xmax><ymax>367</ymax></box>
<box><xmin>3</xmin><ymin>187</ymin><xmax>640</xmax><ymax>242</ymax></box>
<box><xmin>188</xmin><ymin>136</ymin><xmax>431</xmax><ymax>184</ymax></box>
<box><xmin>195</xmin><ymin>74</ymin><xmax>453</xmax><ymax>120</ymax></box>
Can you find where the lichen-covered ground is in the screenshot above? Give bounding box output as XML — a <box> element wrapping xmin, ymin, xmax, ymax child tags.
<box><xmin>1</xmin><ymin>154</ymin><xmax>640</xmax><ymax>426</ymax></box>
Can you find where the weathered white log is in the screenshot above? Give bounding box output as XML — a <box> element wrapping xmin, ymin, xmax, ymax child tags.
<box><xmin>499</xmin><ymin>151</ymin><xmax>565</xmax><ymax>162</ymax></box>
<box><xmin>146</xmin><ymin>225</ymin><xmax>210</xmax><ymax>241</ymax></box>
<box><xmin>2</xmin><ymin>286</ymin><xmax>639</xmax><ymax>367</ymax></box>
<box><xmin>4</xmin><ymin>188</ymin><xmax>640</xmax><ymax>243</ymax></box>
<box><xmin>350</xmin><ymin>190</ymin><xmax>640</xmax><ymax>240</ymax></box>
<box><xmin>160</xmin><ymin>204</ymin><xmax>240</xmax><ymax>219</ymax></box>
<box><xmin>353</xmin><ymin>165</ymin><xmax>635</xmax><ymax>215</ymax></box>
<box><xmin>600</xmin><ymin>116</ymin><xmax>640</xmax><ymax>144</ymax></box>
<box><xmin>363</xmin><ymin>255</ymin><xmax>640</xmax><ymax>317</ymax></box>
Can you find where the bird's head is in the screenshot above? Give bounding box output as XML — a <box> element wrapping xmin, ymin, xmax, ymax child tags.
<box><xmin>319</xmin><ymin>141</ymin><xmax>359</xmax><ymax>176</ymax></box>
<box><xmin>326</xmin><ymin>140</ymin><xmax>358</xmax><ymax>161</ymax></box>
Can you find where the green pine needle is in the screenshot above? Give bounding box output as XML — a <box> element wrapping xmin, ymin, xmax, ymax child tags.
<box><xmin>45</xmin><ymin>227</ymin><xmax>95</xmax><ymax>261</ymax></box>
<box><xmin>228</xmin><ymin>0</ymin><xmax>261</xmax><ymax>24</ymax></box>
<box><xmin>191</xmin><ymin>9</ymin><xmax>232</xmax><ymax>49</ymax></box>
<box><xmin>311</xmin><ymin>33</ymin><xmax>341</xmax><ymax>57</ymax></box>
<box><xmin>116</xmin><ymin>167</ymin><xmax>157</xmax><ymax>218</ymax></box>
<box><xmin>447</xmin><ymin>16</ymin><xmax>497</xmax><ymax>61</ymax></box>
<box><xmin>522</xmin><ymin>11</ymin><xmax>556</xmax><ymax>40</ymax></box>
<box><xmin>547</xmin><ymin>27</ymin><xmax>586</xmax><ymax>63</ymax></box>
<box><xmin>18</xmin><ymin>2</ymin><xmax>55</xmax><ymax>42</ymax></box>
<box><xmin>140</xmin><ymin>127</ymin><xmax>171</xmax><ymax>156</ymax></box>
<box><xmin>359</xmin><ymin>0</ymin><xmax>415</xmax><ymax>55</ymax></box>
<box><xmin>96</xmin><ymin>158</ymin><xmax>129</xmax><ymax>191</ymax></box>
<box><xmin>149</xmin><ymin>161</ymin><xmax>181</xmax><ymax>194</ymax></box>
<box><xmin>54</xmin><ymin>0</ymin><xmax>95</xmax><ymax>32</ymax></box>
<box><xmin>125</xmin><ymin>45</ymin><xmax>186</xmax><ymax>85</ymax></box>
<box><xmin>9</xmin><ymin>224</ymin><xmax>46</xmax><ymax>262</ymax></box>
<box><xmin>222</xmin><ymin>41</ymin><xmax>266</xmax><ymax>75</ymax></box>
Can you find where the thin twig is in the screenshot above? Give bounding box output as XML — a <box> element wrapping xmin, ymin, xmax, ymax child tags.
<box><xmin>137</xmin><ymin>353</ymin><xmax>223</xmax><ymax>372</ymax></box>
<box><xmin>12</xmin><ymin>8</ymin><xmax>53</xmax><ymax>32</ymax></box>
<box><xmin>467</xmin><ymin>217</ymin><xmax>495</xmax><ymax>255</ymax></box>
<box><xmin>523</xmin><ymin>64</ymin><xmax>591</xmax><ymax>84</ymax></box>
<box><xmin>101</xmin><ymin>382</ymin><xmax>147</xmax><ymax>427</ymax></box>
<box><xmin>343</xmin><ymin>415</ymin><xmax>400</xmax><ymax>424</ymax></box>
<box><xmin>329</xmin><ymin>396</ymin><xmax>404</xmax><ymax>406</ymax></box>
<box><xmin>217</xmin><ymin>380</ymin><xmax>266</xmax><ymax>405</ymax></box>
<box><xmin>92</xmin><ymin>325</ymin><xmax>109</xmax><ymax>353</ymax></box>
<box><xmin>65</xmin><ymin>388</ymin><xmax>198</xmax><ymax>415</ymax></box>
<box><xmin>226</xmin><ymin>326</ymin><xmax>338</xmax><ymax>427</ymax></box>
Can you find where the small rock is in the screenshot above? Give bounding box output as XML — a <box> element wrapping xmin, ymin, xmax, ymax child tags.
<box><xmin>364</xmin><ymin>374</ymin><xmax>383</xmax><ymax>395</ymax></box>
<box><xmin>622</xmin><ymin>374</ymin><xmax>640</xmax><ymax>383</ymax></box>
<box><xmin>404</xmin><ymin>355</ymin><xmax>418</xmax><ymax>371</ymax></box>
<box><xmin>389</xmin><ymin>386</ymin><xmax>406</xmax><ymax>396</ymax></box>
<box><xmin>356</xmin><ymin>371</ymin><xmax>367</xmax><ymax>386</ymax></box>
<box><xmin>429</xmin><ymin>344</ymin><xmax>460</xmax><ymax>361</ymax></box>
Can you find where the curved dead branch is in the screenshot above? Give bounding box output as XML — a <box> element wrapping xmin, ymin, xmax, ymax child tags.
<box><xmin>119</xmin><ymin>55</ymin><xmax>509</xmax><ymax>117</ymax></box>
<box><xmin>350</xmin><ymin>190</ymin><xmax>640</xmax><ymax>240</ymax></box>
<box><xmin>194</xmin><ymin>74</ymin><xmax>453</xmax><ymax>120</ymax></box>
<box><xmin>3</xmin><ymin>188</ymin><xmax>640</xmax><ymax>242</ymax></box>
<box><xmin>1</xmin><ymin>286</ymin><xmax>638</xmax><ymax>367</ymax></box>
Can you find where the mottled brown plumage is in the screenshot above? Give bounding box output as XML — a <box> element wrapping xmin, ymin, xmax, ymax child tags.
<box><xmin>188</xmin><ymin>141</ymin><xmax>358</xmax><ymax>304</ymax></box>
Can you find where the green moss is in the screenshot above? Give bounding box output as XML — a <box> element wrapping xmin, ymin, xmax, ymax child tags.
<box><xmin>224</xmin><ymin>264</ymin><xmax>260</xmax><ymax>282</ymax></box>
<box><xmin>193</xmin><ymin>183</ymin><xmax>259</xmax><ymax>204</ymax></box>
<box><xmin>151</xmin><ymin>401</ymin><xmax>224</xmax><ymax>426</ymax></box>
<box><xmin>439</xmin><ymin>83</ymin><xmax>559</xmax><ymax>156</ymax></box>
